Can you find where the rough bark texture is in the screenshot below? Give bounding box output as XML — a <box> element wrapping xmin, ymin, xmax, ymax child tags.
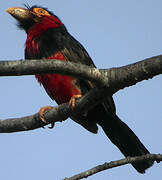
<box><xmin>0</xmin><ymin>55</ymin><xmax>161</xmax><ymax>91</ymax></box>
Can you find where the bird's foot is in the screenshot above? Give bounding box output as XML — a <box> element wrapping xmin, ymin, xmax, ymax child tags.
<box><xmin>39</xmin><ymin>106</ymin><xmax>55</xmax><ymax>129</ymax></box>
<box><xmin>69</xmin><ymin>94</ymin><xmax>82</xmax><ymax>109</ymax></box>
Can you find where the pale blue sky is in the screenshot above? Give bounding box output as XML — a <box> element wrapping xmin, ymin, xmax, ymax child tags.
<box><xmin>0</xmin><ymin>0</ymin><xmax>162</xmax><ymax>180</ymax></box>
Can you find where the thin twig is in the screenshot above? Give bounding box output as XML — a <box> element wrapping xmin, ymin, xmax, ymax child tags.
<box><xmin>64</xmin><ymin>154</ymin><xmax>162</xmax><ymax>180</ymax></box>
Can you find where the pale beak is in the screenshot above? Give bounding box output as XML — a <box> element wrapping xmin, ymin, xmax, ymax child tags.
<box><xmin>6</xmin><ymin>7</ymin><xmax>31</xmax><ymax>21</ymax></box>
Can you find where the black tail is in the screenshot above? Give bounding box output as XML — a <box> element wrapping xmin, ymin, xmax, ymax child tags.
<box><xmin>98</xmin><ymin>112</ymin><xmax>154</xmax><ymax>173</ymax></box>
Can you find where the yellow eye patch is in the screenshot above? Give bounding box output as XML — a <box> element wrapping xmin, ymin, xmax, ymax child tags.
<box><xmin>32</xmin><ymin>8</ymin><xmax>51</xmax><ymax>17</ymax></box>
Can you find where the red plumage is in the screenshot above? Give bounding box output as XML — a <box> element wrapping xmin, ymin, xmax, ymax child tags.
<box><xmin>35</xmin><ymin>53</ymin><xmax>81</xmax><ymax>103</ymax></box>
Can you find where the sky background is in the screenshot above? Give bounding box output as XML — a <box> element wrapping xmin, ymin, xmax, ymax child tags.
<box><xmin>0</xmin><ymin>0</ymin><xmax>162</xmax><ymax>180</ymax></box>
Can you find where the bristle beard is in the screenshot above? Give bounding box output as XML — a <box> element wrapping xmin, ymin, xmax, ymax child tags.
<box><xmin>23</xmin><ymin>3</ymin><xmax>31</xmax><ymax>10</ymax></box>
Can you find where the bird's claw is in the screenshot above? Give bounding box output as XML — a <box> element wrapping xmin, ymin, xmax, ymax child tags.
<box><xmin>69</xmin><ymin>94</ymin><xmax>82</xmax><ymax>109</ymax></box>
<box><xmin>39</xmin><ymin>106</ymin><xmax>55</xmax><ymax>128</ymax></box>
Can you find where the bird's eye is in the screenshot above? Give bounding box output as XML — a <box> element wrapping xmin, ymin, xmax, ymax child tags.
<box><xmin>32</xmin><ymin>8</ymin><xmax>50</xmax><ymax>17</ymax></box>
<box><xmin>38</xmin><ymin>9</ymin><xmax>45</xmax><ymax>14</ymax></box>
<box><xmin>39</xmin><ymin>10</ymin><xmax>44</xmax><ymax>14</ymax></box>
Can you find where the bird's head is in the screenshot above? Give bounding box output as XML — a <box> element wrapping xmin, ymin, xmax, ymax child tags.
<box><xmin>6</xmin><ymin>5</ymin><xmax>63</xmax><ymax>33</ymax></box>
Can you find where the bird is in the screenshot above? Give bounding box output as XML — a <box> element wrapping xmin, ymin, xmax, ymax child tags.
<box><xmin>6</xmin><ymin>5</ymin><xmax>154</xmax><ymax>173</ymax></box>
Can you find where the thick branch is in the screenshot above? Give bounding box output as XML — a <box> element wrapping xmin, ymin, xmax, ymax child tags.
<box><xmin>0</xmin><ymin>55</ymin><xmax>162</xmax><ymax>94</ymax></box>
<box><xmin>64</xmin><ymin>154</ymin><xmax>162</xmax><ymax>180</ymax></box>
<box><xmin>0</xmin><ymin>59</ymin><xmax>105</xmax><ymax>86</ymax></box>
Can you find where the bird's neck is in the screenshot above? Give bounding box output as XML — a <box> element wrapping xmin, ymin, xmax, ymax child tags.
<box><xmin>25</xmin><ymin>16</ymin><xmax>64</xmax><ymax>59</ymax></box>
<box><xmin>27</xmin><ymin>16</ymin><xmax>63</xmax><ymax>40</ymax></box>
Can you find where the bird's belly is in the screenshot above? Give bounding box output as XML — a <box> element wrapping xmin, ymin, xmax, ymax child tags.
<box><xmin>35</xmin><ymin>74</ymin><xmax>81</xmax><ymax>104</ymax></box>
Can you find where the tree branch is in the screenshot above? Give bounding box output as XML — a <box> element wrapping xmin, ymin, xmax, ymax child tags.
<box><xmin>64</xmin><ymin>154</ymin><xmax>162</xmax><ymax>180</ymax></box>
<box><xmin>0</xmin><ymin>103</ymin><xmax>71</xmax><ymax>132</ymax></box>
<box><xmin>0</xmin><ymin>87</ymin><xmax>108</xmax><ymax>133</ymax></box>
<box><xmin>0</xmin><ymin>55</ymin><xmax>162</xmax><ymax>94</ymax></box>
<box><xmin>0</xmin><ymin>55</ymin><xmax>162</xmax><ymax>132</ymax></box>
<box><xmin>0</xmin><ymin>55</ymin><xmax>162</xmax><ymax>178</ymax></box>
